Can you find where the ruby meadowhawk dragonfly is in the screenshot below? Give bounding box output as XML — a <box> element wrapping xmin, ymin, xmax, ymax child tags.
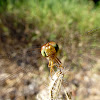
<box><xmin>41</xmin><ymin>41</ymin><xmax>63</xmax><ymax>76</ymax></box>
<box><xmin>0</xmin><ymin>41</ymin><xmax>63</xmax><ymax>75</ymax></box>
<box><xmin>0</xmin><ymin>27</ymin><xmax>100</xmax><ymax>72</ymax></box>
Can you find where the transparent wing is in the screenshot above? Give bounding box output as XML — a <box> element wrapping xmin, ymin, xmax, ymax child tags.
<box><xmin>0</xmin><ymin>44</ymin><xmax>42</xmax><ymax>68</ymax></box>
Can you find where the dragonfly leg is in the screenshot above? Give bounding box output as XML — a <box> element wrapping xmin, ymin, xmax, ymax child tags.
<box><xmin>48</xmin><ymin>60</ymin><xmax>52</xmax><ymax>67</ymax></box>
<box><xmin>59</xmin><ymin>64</ymin><xmax>63</xmax><ymax>69</ymax></box>
<box><xmin>49</xmin><ymin>60</ymin><xmax>55</xmax><ymax>76</ymax></box>
<box><xmin>54</xmin><ymin>57</ymin><xmax>63</xmax><ymax>69</ymax></box>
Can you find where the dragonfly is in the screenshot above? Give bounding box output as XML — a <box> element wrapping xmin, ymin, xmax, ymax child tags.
<box><xmin>41</xmin><ymin>41</ymin><xmax>63</xmax><ymax>76</ymax></box>
<box><xmin>0</xmin><ymin>40</ymin><xmax>63</xmax><ymax>68</ymax></box>
<box><xmin>0</xmin><ymin>27</ymin><xmax>100</xmax><ymax>74</ymax></box>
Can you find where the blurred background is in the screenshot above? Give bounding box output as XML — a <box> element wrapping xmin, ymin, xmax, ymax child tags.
<box><xmin>0</xmin><ymin>0</ymin><xmax>100</xmax><ymax>100</ymax></box>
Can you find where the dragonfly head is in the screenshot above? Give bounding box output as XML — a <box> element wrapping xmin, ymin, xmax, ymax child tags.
<box><xmin>41</xmin><ymin>42</ymin><xmax>59</xmax><ymax>57</ymax></box>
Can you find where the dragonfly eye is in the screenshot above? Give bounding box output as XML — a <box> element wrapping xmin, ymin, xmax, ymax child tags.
<box><xmin>53</xmin><ymin>43</ymin><xmax>59</xmax><ymax>53</ymax></box>
<box><xmin>41</xmin><ymin>47</ymin><xmax>47</xmax><ymax>57</ymax></box>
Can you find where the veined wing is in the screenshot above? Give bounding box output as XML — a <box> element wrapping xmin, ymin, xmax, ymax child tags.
<box><xmin>0</xmin><ymin>44</ymin><xmax>43</xmax><ymax>68</ymax></box>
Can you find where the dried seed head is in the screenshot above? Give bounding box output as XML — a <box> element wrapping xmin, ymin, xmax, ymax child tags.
<box><xmin>49</xmin><ymin>70</ymin><xmax>64</xmax><ymax>100</ymax></box>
